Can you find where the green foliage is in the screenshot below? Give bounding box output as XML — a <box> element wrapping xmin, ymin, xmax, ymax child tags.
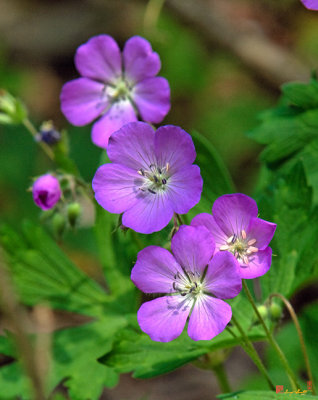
<box><xmin>217</xmin><ymin>391</ymin><xmax>318</xmax><ymax>399</ymax></box>
<box><xmin>255</xmin><ymin>162</ymin><xmax>318</xmax><ymax>299</ymax></box>
<box><xmin>249</xmin><ymin>77</ymin><xmax>318</xmax><ymax>205</ymax></box>
<box><xmin>0</xmin><ymin>222</ymin><xmax>129</xmax><ymax>399</ymax></box>
<box><xmin>188</xmin><ymin>130</ymin><xmax>235</xmax><ymax>218</ymax></box>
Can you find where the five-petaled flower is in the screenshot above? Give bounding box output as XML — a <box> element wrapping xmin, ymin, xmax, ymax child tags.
<box><xmin>191</xmin><ymin>193</ymin><xmax>276</xmax><ymax>279</ymax></box>
<box><xmin>300</xmin><ymin>0</ymin><xmax>318</xmax><ymax>10</ymax></box>
<box><xmin>32</xmin><ymin>174</ymin><xmax>61</xmax><ymax>210</ymax></box>
<box><xmin>60</xmin><ymin>35</ymin><xmax>170</xmax><ymax>149</ymax></box>
<box><xmin>131</xmin><ymin>225</ymin><xmax>242</xmax><ymax>342</ymax></box>
<box><xmin>92</xmin><ymin>122</ymin><xmax>203</xmax><ymax>234</ymax></box>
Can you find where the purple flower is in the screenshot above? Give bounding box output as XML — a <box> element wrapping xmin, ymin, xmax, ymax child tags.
<box><xmin>32</xmin><ymin>174</ymin><xmax>61</xmax><ymax>210</ymax></box>
<box><xmin>191</xmin><ymin>193</ymin><xmax>277</xmax><ymax>279</ymax></box>
<box><xmin>131</xmin><ymin>225</ymin><xmax>242</xmax><ymax>342</ymax></box>
<box><xmin>60</xmin><ymin>35</ymin><xmax>170</xmax><ymax>149</ymax></box>
<box><xmin>92</xmin><ymin>122</ymin><xmax>203</xmax><ymax>234</ymax></box>
<box><xmin>300</xmin><ymin>0</ymin><xmax>318</xmax><ymax>10</ymax></box>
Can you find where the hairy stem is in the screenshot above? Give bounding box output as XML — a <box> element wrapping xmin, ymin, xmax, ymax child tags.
<box><xmin>269</xmin><ymin>293</ymin><xmax>316</xmax><ymax>395</ymax></box>
<box><xmin>229</xmin><ymin>317</ymin><xmax>275</xmax><ymax>390</ymax></box>
<box><xmin>243</xmin><ymin>280</ymin><xmax>299</xmax><ymax>391</ymax></box>
<box><xmin>212</xmin><ymin>362</ymin><xmax>232</xmax><ymax>393</ymax></box>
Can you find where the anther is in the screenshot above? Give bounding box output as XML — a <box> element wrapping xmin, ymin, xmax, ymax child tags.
<box><xmin>248</xmin><ymin>246</ymin><xmax>258</xmax><ymax>253</ymax></box>
<box><xmin>148</xmin><ymin>188</ymin><xmax>156</xmax><ymax>194</ymax></box>
<box><xmin>162</xmin><ymin>178</ymin><xmax>167</xmax><ymax>184</ymax></box>
<box><xmin>153</xmin><ymin>175</ymin><xmax>159</xmax><ymax>183</ymax></box>
<box><xmin>138</xmin><ymin>169</ymin><xmax>145</xmax><ymax>176</ymax></box>
<box><xmin>243</xmin><ymin>255</ymin><xmax>249</xmax><ymax>264</ymax></box>
<box><xmin>227</xmin><ymin>235</ymin><xmax>234</xmax><ymax>244</ymax></box>
<box><xmin>241</xmin><ymin>230</ymin><xmax>247</xmax><ymax>240</ymax></box>
<box><xmin>248</xmin><ymin>238</ymin><xmax>257</xmax><ymax>246</ymax></box>
<box><xmin>220</xmin><ymin>244</ymin><xmax>229</xmax><ymax>251</ymax></box>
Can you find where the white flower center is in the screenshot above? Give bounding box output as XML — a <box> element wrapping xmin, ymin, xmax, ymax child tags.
<box><xmin>172</xmin><ymin>270</ymin><xmax>203</xmax><ymax>298</ymax></box>
<box><xmin>138</xmin><ymin>163</ymin><xmax>170</xmax><ymax>195</ymax></box>
<box><xmin>220</xmin><ymin>230</ymin><xmax>258</xmax><ymax>265</ymax></box>
<box><xmin>103</xmin><ymin>78</ymin><xmax>133</xmax><ymax>104</ymax></box>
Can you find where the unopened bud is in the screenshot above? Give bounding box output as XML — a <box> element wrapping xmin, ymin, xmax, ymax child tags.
<box><xmin>52</xmin><ymin>212</ymin><xmax>66</xmax><ymax>238</ymax></box>
<box><xmin>36</xmin><ymin>121</ymin><xmax>61</xmax><ymax>145</ymax></box>
<box><xmin>270</xmin><ymin>302</ymin><xmax>283</xmax><ymax>320</ymax></box>
<box><xmin>257</xmin><ymin>305</ymin><xmax>268</xmax><ymax>320</ymax></box>
<box><xmin>0</xmin><ymin>90</ymin><xmax>27</xmax><ymax>124</ymax></box>
<box><xmin>67</xmin><ymin>202</ymin><xmax>81</xmax><ymax>227</ymax></box>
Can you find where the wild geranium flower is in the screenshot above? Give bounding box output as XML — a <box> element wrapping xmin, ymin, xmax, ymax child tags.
<box><xmin>300</xmin><ymin>0</ymin><xmax>318</xmax><ymax>10</ymax></box>
<box><xmin>131</xmin><ymin>225</ymin><xmax>242</xmax><ymax>342</ymax></box>
<box><xmin>60</xmin><ymin>35</ymin><xmax>170</xmax><ymax>149</ymax></box>
<box><xmin>32</xmin><ymin>174</ymin><xmax>61</xmax><ymax>210</ymax></box>
<box><xmin>92</xmin><ymin>122</ymin><xmax>202</xmax><ymax>234</ymax></box>
<box><xmin>191</xmin><ymin>193</ymin><xmax>276</xmax><ymax>279</ymax></box>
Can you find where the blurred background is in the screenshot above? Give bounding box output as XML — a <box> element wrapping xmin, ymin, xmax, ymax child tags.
<box><xmin>0</xmin><ymin>0</ymin><xmax>317</xmax><ymax>399</ymax></box>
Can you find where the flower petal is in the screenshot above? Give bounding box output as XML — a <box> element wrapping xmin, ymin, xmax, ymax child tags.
<box><xmin>91</xmin><ymin>100</ymin><xmax>137</xmax><ymax>149</ymax></box>
<box><xmin>137</xmin><ymin>295</ymin><xmax>191</xmax><ymax>342</ymax></box>
<box><xmin>188</xmin><ymin>296</ymin><xmax>232</xmax><ymax>341</ymax></box>
<box><xmin>75</xmin><ymin>35</ymin><xmax>121</xmax><ymax>83</ymax></box>
<box><xmin>301</xmin><ymin>0</ymin><xmax>318</xmax><ymax>10</ymax></box>
<box><xmin>191</xmin><ymin>213</ymin><xmax>228</xmax><ymax>251</ymax></box>
<box><xmin>167</xmin><ymin>165</ymin><xmax>202</xmax><ymax>214</ymax></box>
<box><xmin>247</xmin><ymin>217</ymin><xmax>276</xmax><ymax>250</ymax></box>
<box><xmin>132</xmin><ymin>77</ymin><xmax>170</xmax><ymax>123</ymax></box>
<box><xmin>131</xmin><ymin>246</ymin><xmax>183</xmax><ymax>293</ymax></box>
<box><xmin>122</xmin><ymin>191</ymin><xmax>174</xmax><ymax>234</ymax></box>
<box><xmin>92</xmin><ymin>163</ymin><xmax>140</xmax><ymax>214</ymax></box>
<box><xmin>212</xmin><ymin>193</ymin><xmax>258</xmax><ymax>238</ymax></box>
<box><xmin>107</xmin><ymin>121</ymin><xmax>156</xmax><ymax>170</ymax></box>
<box><xmin>60</xmin><ymin>78</ymin><xmax>108</xmax><ymax>126</ymax></box>
<box><xmin>171</xmin><ymin>225</ymin><xmax>215</xmax><ymax>274</ymax></box>
<box><xmin>204</xmin><ymin>252</ymin><xmax>242</xmax><ymax>299</ymax></box>
<box><xmin>155</xmin><ymin>125</ymin><xmax>196</xmax><ymax>174</ymax></box>
<box><xmin>123</xmin><ymin>36</ymin><xmax>161</xmax><ymax>83</ymax></box>
<box><xmin>240</xmin><ymin>248</ymin><xmax>272</xmax><ymax>279</ymax></box>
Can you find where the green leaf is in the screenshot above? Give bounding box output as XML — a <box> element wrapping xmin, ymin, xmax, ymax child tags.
<box><xmin>249</xmin><ymin>76</ymin><xmax>318</xmax><ymax>205</ymax></box>
<box><xmin>256</xmin><ymin>163</ymin><xmax>318</xmax><ymax>299</ymax></box>
<box><xmin>0</xmin><ymin>221</ymin><xmax>108</xmax><ymax>317</ymax></box>
<box><xmin>188</xmin><ymin>130</ymin><xmax>235</xmax><ymax>218</ymax></box>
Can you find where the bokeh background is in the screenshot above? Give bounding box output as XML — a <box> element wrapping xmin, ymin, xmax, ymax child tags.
<box><xmin>1</xmin><ymin>0</ymin><xmax>318</xmax><ymax>399</ymax></box>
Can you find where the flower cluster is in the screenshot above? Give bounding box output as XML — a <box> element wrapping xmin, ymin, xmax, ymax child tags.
<box><xmin>60</xmin><ymin>35</ymin><xmax>170</xmax><ymax>149</ymax></box>
<box><xmin>31</xmin><ymin>33</ymin><xmax>277</xmax><ymax>344</ymax></box>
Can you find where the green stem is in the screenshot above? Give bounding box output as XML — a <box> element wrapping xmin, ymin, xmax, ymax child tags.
<box><xmin>212</xmin><ymin>362</ymin><xmax>232</xmax><ymax>393</ymax></box>
<box><xmin>23</xmin><ymin>118</ymin><xmax>55</xmax><ymax>161</ymax></box>
<box><xmin>243</xmin><ymin>280</ymin><xmax>299</xmax><ymax>391</ymax></box>
<box><xmin>270</xmin><ymin>293</ymin><xmax>316</xmax><ymax>395</ymax></box>
<box><xmin>229</xmin><ymin>316</ymin><xmax>275</xmax><ymax>390</ymax></box>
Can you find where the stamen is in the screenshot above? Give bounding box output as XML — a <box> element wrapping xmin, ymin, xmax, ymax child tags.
<box><xmin>148</xmin><ymin>188</ymin><xmax>156</xmax><ymax>194</ymax></box>
<box><xmin>153</xmin><ymin>175</ymin><xmax>159</xmax><ymax>183</ymax></box>
<box><xmin>227</xmin><ymin>235</ymin><xmax>234</xmax><ymax>244</ymax></box>
<box><xmin>248</xmin><ymin>246</ymin><xmax>258</xmax><ymax>253</ymax></box>
<box><xmin>166</xmin><ymin>162</ymin><xmax>170</xmax><ymax>172</ymax></box>
<box><xmin>162</xmin><ymin>178</ymin><xmax>167</xmax><ymax>184</ymax></box>
<box><xmin>243</xmin><ymin>255</ymin><xmax>249</xmax><ymax>264</ymax></box>
<box><xmin>138</xmin><ymin>169</ymin><xmax>145</xmax><ymax>176</ymax></box>
<box><xmin>241</xmin><ymin>230</ymin><xmax>246</xmax><ymax>239</ymax></box>
<box><xmin>220</xmin><ymin>244</ymin><xmax>229</xmax><ymax>251</ymax></box>
<box><xmin>248</xmin><ymin>238</ymin><xmax>257</xmax><ymax>246</ymax></box>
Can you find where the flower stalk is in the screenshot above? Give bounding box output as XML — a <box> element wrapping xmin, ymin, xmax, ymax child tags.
<box><xmin>228</xmin><ymin>316</ymin><xmax>275</xmax><ymax>390</ymax></box>
<box><xmin>269</xmin><ymin>293</ymin><xmax>316</xmax><ymax>395</ymax></box>
<box><xmin>243</xmin><ymin>280</ymin><xmax>300</xmax><ymax>391</ymax></box>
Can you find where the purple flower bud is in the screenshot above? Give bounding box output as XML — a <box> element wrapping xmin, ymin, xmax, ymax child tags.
<box><xmin>32</xmin><ymin>174</ymin><xmax>61</xmax><ymax>210</ymax></box>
